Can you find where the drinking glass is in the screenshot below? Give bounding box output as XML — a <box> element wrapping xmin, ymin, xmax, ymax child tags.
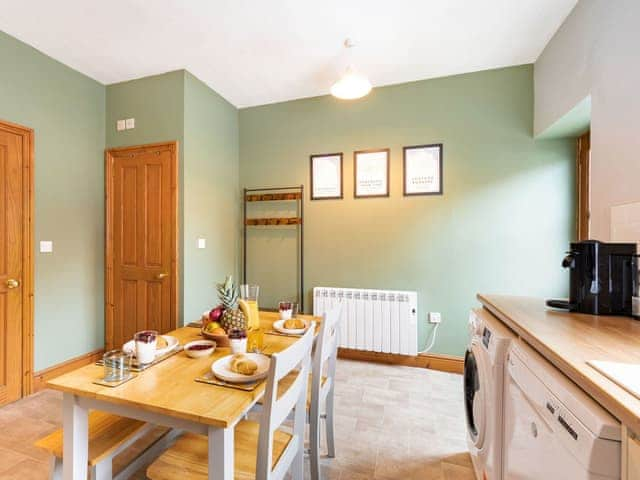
<box><xmin>134</xmin><ymin>330</ymin><xmax>158</xmax><ymax>364</ymax></box>
<box><xmin>278</xmin><ymin>301</ymin><xmax>298</xmax><ymax>320</ymax></box>
<box><xmin>103</xmin><ymin>350</ymin><xmax>132</xmax><ymax>382</ymax></box>
<box><xmin>229</xmin><ymin>328</ymin><xmax>248</xmax><ymax>354</ymax></box>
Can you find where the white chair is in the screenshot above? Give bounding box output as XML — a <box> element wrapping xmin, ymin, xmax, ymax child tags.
<box><xmin>309</xmin><ymin>304</ymin><xmax>342</xmax><ymax>480</ymax></box>
<box><xmin>147</xmin><ymin>326</ymin><xmax>315</xmax><ymax>480</ymax></box>
<box><xmin>253</xmin><ymin>305</ymin><xmax>342</xmax><ymax>480</ymax></box>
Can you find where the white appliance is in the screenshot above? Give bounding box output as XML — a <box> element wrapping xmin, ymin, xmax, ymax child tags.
<box><xmin>313</xmin><ymin>287</ymin><xmax>418</xmax><ymax>355</ymax></box>
<box><xmin>504</xmin><ymin>341</ymin><xmax>621</xmax><ymax>479</ymax></box>
<box><xmin>465</xmin><ymin>309</ymin><xmax>516</xmax><ymax>480</ymax></box>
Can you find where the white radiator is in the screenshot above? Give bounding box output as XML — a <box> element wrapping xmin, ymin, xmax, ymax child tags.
<box><xmin>313</xmin><ymin>287</ymin><xmax>418</xmax><ymax>356</ymax></box>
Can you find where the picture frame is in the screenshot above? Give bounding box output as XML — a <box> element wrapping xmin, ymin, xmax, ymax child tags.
<box><xmin>354</xmin><ymin>148</ymin><xmax>390</xmax><ymax>198</ymax></box>
<box><xmin>310</xmin><ymin>153</ymin><xmax>343</xmax><ymax>200</ymax></box>
<box><xmin>403</xmin><ymin>144</ymin><xmax>443</xmax><ymax>196</ymax></box>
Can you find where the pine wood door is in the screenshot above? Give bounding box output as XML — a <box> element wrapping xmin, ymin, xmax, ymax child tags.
<box><xmin>105</xmin><ymin>142</ymin><xmax>178</xmax><ymax>350</ymax></box>
<box><xmin>0</xmin><ymin>121</ymin><xmax>33</xmax><ymax>405</ymax></box>
<box><xmin>576</xmin><ymin>131</ymin><xmax>591</xmax><ymax>240</ymax></box>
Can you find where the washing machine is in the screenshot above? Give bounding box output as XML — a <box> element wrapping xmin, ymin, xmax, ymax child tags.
<box><xmin>465</xmin><ymin>308</ymin><xmax>516</xmax><ymax>480</ymax></box>
<box><xmin>503</xmin><ymin>341</ymin><xmax>621</xmax><ymax>479</ymax></box>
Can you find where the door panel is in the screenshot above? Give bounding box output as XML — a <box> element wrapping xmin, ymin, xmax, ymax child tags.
<box><xmin>106</xmin><ymin>143</ymin><xmax>177</xmax><ymax>350</ymax></box>
<box><xmin>0</xmin><ymin>128</ymin><xmax>24</xmax><ymax>405</ymax></box>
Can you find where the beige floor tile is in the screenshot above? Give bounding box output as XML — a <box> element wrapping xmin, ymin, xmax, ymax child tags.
<box><xmin>441</xmin><ymin>461</ymin><xmax>476</xmax><ymax>480</ymax></box>
<box><xmin>0</xmin><ymin>446</ymin><xmax>34</xmax><ymax>475</ymax></box>
<box><xmin>0</xmin><ymin>458</ymin><xmax>50</xmax><ymax>480</ymax></box>
<box><xmin>0</xmin><ymin>358</ymin><xmax>471</xmax><ymax>479</ymax></box>
<box><xmin>375</xmin><ymin>449</ymin><xmax>445</xmax><ymax>480</ymax></box>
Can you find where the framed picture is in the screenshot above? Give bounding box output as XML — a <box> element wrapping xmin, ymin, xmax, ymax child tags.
<box><xmin>310</xmin><ymin>153</ymin><xmax>343</xmax><ymax>200</ymax></box>
<box><xmin>403</xmin><ymin>144</ymin><xmax>443</xmax><ymax>196</ymax></box>
<box><xmin>354</xmin><ymin>148</ymin><xmax>390</xmax><ymax>198</ymax></box>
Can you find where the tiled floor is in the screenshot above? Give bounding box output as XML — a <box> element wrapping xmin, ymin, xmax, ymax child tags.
<box><xmin>0</xmin><ymin>359</ymin><xmax>473</xmax><ymax>479</ymax></box>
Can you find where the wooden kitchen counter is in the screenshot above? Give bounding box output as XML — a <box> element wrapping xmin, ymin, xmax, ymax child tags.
<box><xmin>478</xmin><ymin>294</ymin><xmax>640</xmax><ymax>433</ymax></box>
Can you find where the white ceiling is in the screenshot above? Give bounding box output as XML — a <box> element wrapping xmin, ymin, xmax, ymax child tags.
<box><xmin>0</xmin><ymin>0</ymin><xmax>577</xmax><ymax>108</ymax></box>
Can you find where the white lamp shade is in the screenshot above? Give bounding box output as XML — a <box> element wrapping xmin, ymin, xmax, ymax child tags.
<box><xmin>330</xmin><ymin>70</ymin><xmax>372</xmax><ymax>100</ymax></box>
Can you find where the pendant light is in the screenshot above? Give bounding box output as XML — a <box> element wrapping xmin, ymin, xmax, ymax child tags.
<box><xmin>331</xmin><ymin>39</ymin><xmax>372</xmax><ymax>100</ymax></box>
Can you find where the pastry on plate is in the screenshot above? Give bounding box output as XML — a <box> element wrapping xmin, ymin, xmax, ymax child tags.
<box><xmin>283</xmin><ymin>318</ymin><xmax>305</xmax><ymax>330</ymax></box>
<box><xmin>229</xmin><ymin>354</ymin><xmax>258</xmax><ymax>376</ymax></box>
<box><xmin>156</xmin><ymin>336</ymin><xmax>168</xmax><ymax>349</ymax></box>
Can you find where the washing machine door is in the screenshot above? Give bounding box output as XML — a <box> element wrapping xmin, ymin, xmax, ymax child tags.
<box><xmin>464</xmin><ymin>341</ymin><xmax>488</xmax><ymax>449</ymax></box>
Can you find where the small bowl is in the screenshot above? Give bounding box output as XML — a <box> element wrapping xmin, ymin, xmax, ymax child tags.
<box><xmin>184</xmin><ymin>340</ymin><xmax>216</xmax><ymax>358</ymax></box>
<box><xmin>201</xmin><ymin>328</ymin><xmax>230</xmax><ymax>347</ymax></box>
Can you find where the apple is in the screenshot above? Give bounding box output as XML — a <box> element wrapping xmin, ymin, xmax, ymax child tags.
<box><xmin>209</xmin><ymin>305</ymin><xmax>225</xmax><ymax>323</ymax></box>
<box><xmin>205</xmin><ymin>321</ymin><xmax>222</xmax><ymax>333</ymax></box>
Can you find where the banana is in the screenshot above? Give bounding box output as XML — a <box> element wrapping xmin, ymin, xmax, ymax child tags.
<box><xmin>238</xmin><ymin>298</ymin><xmax>254</xmax><ymax>327</ymax></box>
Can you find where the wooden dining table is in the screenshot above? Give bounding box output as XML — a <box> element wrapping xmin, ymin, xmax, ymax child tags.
<box><xmin>47</xmin><ymin>311</ymin><xmax>319</xmax><ymax>480</ymax></box>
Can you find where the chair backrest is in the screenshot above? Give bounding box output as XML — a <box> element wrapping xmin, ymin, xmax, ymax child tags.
<box><xmin>310</xmin><ymin>303</ymin><xmax>342</xmax><ymax>414</ymax></box>
<box><xmin>256</xmin><ymin>326</ymin><xmax>314</xmax><ymax>480</ymax></box>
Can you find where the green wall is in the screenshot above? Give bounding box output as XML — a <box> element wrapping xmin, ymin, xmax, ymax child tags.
<box><xmin>106</xmin><ymin>71</ymin><xmax>186</xmax><ymax>323</ymax></box>
<box><xmin>183</xmin><ymin>72</ymin><xmax>239</xmax><ymax>323</ymax></box>
<box><xmin>106</xmin><ymin>71</ymin><xmax>185</xmax><ymax>149</ymax></box>
<box><xmin>240</xmin><ymin>65</ymin><xmax>574</xmax><ymax>356</ymax></box>
<box><xmin>106</xmin><ymin>70</ymin><xmax>240</xmax><ymax>326</ymax></box>
<box><xmin>0</xmin><ymin>29</ymin><xmax>240</xmax><ymax>370</ymax></box>
<box><xmin>0</xmin><ymin>31</ymin><xmax>106</xmax><ymax>370</ymax></box>
<box><xmin>0</xmin><ymin>26</ymin><xmax>574</xmax><ymax>366</ymax></box>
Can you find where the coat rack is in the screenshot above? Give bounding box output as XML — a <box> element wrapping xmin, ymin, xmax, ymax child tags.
<box><xmin>243</xmin><ymin>185</ymin><xmax>304</xmax><ymax>311</ymax></box>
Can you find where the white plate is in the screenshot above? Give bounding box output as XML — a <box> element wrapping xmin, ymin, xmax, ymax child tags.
<box><xmin>273</xmin><ymin>319</ymin><xmax>313</xmax><ymax>335</ymax></box>
<box><xmin>123</xmin><ymin>335</ymin><xmax>179</xmax><ymax>358</ymax></box>
<box><xmin>211</xmin><ymin>353</ymin><xmax>270</xmax><ymax>383</ymax></box>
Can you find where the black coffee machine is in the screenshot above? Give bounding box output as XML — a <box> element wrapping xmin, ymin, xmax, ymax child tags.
<box><xmin>546</xmin><ymin>240</ymin><xmax>638</xmax><ymax>315</ymax></box>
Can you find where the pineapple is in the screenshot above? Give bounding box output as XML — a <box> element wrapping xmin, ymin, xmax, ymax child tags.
<box><xmin>216</xmin><ymin>276</ymin><xmax>247</xmax><ymax>333</ymax></box>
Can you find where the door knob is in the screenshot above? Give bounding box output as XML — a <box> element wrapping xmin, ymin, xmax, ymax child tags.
<box><xmin>6</xmin><ymin>279</ymin><xmax>20</xmax><ymax>289</ymax></box>
<box><xmin>156</xmin><ymin>273</ymin><xmax>169</xmax><ymax>280</ymax></box>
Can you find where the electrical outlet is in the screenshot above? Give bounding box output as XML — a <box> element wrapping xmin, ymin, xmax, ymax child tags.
<box><xmin>125</xmin><ymin>118</ymin><xmax>135</xmax><ymax>129</ymax></box>
<box><xmin>116</xmin><ymin>119</ymin><xmax>126</xmax><ymax>131</ymax></box>
<box><xmin>429</xmin><ymin>312</ymin><xmax>442</xmax><ymax>324</ymax></box>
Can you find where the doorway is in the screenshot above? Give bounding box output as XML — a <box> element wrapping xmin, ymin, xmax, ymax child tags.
<box><xmin>0</xmin><ymin>119</ymin><xmax>34</xmax><ymax>405</ymax></box>
<box><xmin>105</xmin><ymin>142</ymin><xmax>178</xmax><ymax>350</ymax></box>
<box><xmin>576</xmin><ymin>131</ymin><xmax>590</xmax><ymax>241</ymax></box>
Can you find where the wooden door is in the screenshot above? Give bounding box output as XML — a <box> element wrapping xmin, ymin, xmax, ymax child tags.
<box><xmin>576</xmin><ymin>131</ymin><xmax>590</xmax><ymax>240</ymax></box>
<box><xmin>105</xmin><ymin>142</ymin><xmax>178</xmax><ymax>350</ymax></box>
<box><xmin>0</xmin><ymin>120</ymin><xmax>33</xmax><ymax>405</ymax></box>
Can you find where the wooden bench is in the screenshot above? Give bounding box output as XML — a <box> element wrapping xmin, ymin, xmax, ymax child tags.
<box><xmin>34</xmin><ymin>410</ymin><xmax>177</xmax><ymax>480</ymax></box>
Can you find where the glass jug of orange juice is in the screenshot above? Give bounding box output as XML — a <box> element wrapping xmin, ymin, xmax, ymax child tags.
<box><xmin>240</xmin><ymin>284</ymin><xmax>263</xmax><ymax>351</ymax></box>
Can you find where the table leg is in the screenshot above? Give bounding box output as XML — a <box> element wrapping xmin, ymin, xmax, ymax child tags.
<box><xmin>62</xmin><ymin>393</ymin><xmax>89</xmax><ymax>480</ymax></box>
<box><xmin>208</xmin><ymin>425</ymin><xmax>234</xmax><ymax>480</ymax></box>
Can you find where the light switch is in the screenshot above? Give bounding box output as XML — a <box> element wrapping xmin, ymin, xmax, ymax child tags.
<box><xmin>116</xmin><ymin>119</ymin><xmax>126</xmax><ymax>131</ymax></box>
<box><xmin>125</xmin><ymin>118</ymin><xmax>135</xmax><ymax>129</ymax></box>
<box><xmin>197</xmin><ymin>238</ymin><xmax>206</xmax><ymax>249</ymax></box>
<box><xmin>40</xmin><ymin>241</ymin><xmax>53</xmax><ymax>253</ymax></box>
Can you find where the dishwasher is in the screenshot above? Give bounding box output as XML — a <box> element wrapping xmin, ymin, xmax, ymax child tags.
<box><xmin>503</xmin><ymin>341</ymin><xmax>621</xmax><ymax>479</ymax></box>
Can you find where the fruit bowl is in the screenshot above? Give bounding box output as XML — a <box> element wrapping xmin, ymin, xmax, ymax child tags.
<box><xmin>201</xmin><ymin>328</ymin><xmax>230</xmax><ymax>347</ymax></box>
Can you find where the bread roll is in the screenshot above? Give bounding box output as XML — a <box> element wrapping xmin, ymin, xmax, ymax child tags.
<box><xmin>230</xmin><ymin>354</ymin><xmax>258</xmax><ymax>376</ymax></box>
<box><xmin>284</xmin><ymin>318</ymin><xmax>305</xmax><ymax>330</ymax></box>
